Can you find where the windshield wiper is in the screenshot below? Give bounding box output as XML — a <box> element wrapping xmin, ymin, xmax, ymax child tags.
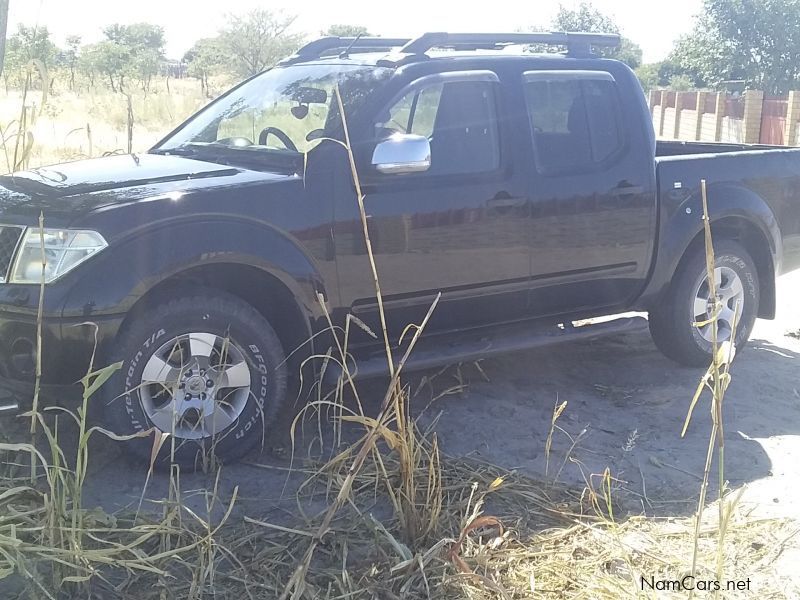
<box><xmin>151</xmin><ymin>142</ymin><xmax>303</xmax><ymax>172</ymax></box>
<box><xmin>150</xmin><ymin>142</ymin><xmax>227</xmax><ymax>157</ymax></box>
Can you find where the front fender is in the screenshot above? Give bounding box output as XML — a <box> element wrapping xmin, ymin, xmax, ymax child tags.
<box><xmin>60</xmin><ymin>218</ymin><xmax>328</xmax><ymax>324</ymax></box>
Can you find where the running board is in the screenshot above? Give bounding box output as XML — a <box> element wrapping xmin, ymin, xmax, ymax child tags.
<box><xmin>0</xmin><ymin>400</ymin><xmax>20</xmax><ymax>414</ymax></box>
<box><xmin>323</xmin><ymin>316</ymin><xmax>648</xmax><ymax>383</ymax></box>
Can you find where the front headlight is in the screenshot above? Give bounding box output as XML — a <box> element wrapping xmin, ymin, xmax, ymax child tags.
<box><xmin>10</xmin><ymin>228</ymin><xmax>108</xmax><ymax>284</ymax></box>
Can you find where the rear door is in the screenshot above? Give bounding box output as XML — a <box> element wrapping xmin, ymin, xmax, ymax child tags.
<box><xmin>521</xmin><ymin>69</ymin><xmax>655</xmax><ymax>317</ymax></box>
<box><xmin>333</xmin><ymin>70</ymin><xmax>531</xmax><ymax>339</ymax></box>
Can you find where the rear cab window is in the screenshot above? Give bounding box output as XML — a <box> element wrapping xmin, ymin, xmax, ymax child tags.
<box><xmin>522</xmin><ymin>70</ymin><xmax>625</xmax><ymax>174</ymax></box>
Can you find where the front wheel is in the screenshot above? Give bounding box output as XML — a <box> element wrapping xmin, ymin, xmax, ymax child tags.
<box><xmin>649</xmin><ymin>240</ymin><xmax>760</xmax><ymax>367</ymax></box>
<box><xmin>103</xmin><ymin>289</ymin><xmax>287</xmax><ymax>467</ymax></box>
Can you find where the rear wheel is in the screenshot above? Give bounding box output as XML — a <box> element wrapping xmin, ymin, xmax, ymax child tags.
<box><xmin>103</xmin><ymin>289</ymin><xmax>287</xmax><ymax>467</ymax></box>
<box><xmin>649</xmin><ymin>240</ymin><xmax>759</xmax><ymax>367</ymax></box>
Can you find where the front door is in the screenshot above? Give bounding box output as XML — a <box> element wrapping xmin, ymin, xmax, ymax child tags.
<box><xmin>333</xmin><ymin>71</ymin><xmax>530</xmax><ymax>343</ymax></box>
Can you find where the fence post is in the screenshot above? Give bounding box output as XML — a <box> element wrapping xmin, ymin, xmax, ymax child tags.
<box><xmin>743</xmin><ymin>90</ymin><xmax>764</xmax><ymax>143</ymax></box>
<box><xmin>649</xmin><ymin>89</ymin><xmax>659</xmax><ymax>112</ymax></box>
<box><xmin>785</xmin><ymin>91</ymin><xmax>800</xmax><ymax>146</ymax></box>
<box><xmin>658</xmin><ymin>90</ymin><xmax>668</xmax><ymax>137</ymax></box>
<box><xmin>713</xmin><ymin>92</ymin><xmax>725</xmax><ymax>141</ymax></box>
<box><xmin>695</xmin><ymin>91</ymin><xmax>708</xmax><ymax>141</ymax></box>
<box><xmin>673</xmin><ymin>92</ymin><xmax>686</xmax><ymax>139</ymax></box>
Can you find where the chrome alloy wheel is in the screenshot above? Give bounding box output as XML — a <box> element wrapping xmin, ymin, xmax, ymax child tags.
<box><xmin>692</xmin><ymin>266</ymin><xmax>745</xmax><ymax>343</ymax></box>
<box><xmin>138</xmin><ymin>332</ymin><xmax>252</xmax><ymax>439</ymax></box>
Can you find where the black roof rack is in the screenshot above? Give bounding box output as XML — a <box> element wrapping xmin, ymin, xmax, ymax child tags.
<box><xmin>279</xmin><ymin>32</ymin><xmax>621</xmax><ymax>65</ymax></box>
<box><xmin>280</xmin><ymin>37</ymin><xmax>411</xmax><ymax>64</ymax></box>
<box><xmin>401</xmin><ymin>32</ymin><xmax>620</xmax><ymax>57</ymax></box>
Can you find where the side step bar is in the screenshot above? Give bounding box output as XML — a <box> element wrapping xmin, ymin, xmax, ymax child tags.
<box><xmin>323</xmin><ymin>316</ymin><xmax>648</xmax><ymax>383</ymax></box>
<box><xmin>0</xmin><ymin>400</ymin><xmax>20</xmax><ymax>414</ymax></box>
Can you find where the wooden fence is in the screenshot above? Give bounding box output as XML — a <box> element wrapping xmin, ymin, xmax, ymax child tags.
<box><xmin>648</xmin><ymin>89</ymin><xmax>800</xmax><ymax>146</ymax></box>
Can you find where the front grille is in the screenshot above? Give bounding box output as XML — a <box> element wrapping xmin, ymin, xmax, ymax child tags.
<box><xmin>0</xmin><ymin>226</ymin><xmax>24</xmax><ymax>282</ymax></box>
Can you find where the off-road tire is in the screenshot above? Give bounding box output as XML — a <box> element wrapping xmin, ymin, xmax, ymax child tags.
<box><xmin>649</xmin><ymin>240</ymin><xmax>759</xmax><ymax>367</ymax></box>
<box><xmin>102</xmin><ymin>289</ymin><xmax>287</xmax><ymax>467</ymax></box>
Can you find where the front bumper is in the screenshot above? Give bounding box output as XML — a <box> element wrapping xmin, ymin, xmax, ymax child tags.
<box><xmin>0</xmin><ymin>304</ymin><xmax>123</xmax><ymax>414</ymax></box>
<box><xmin>0</xmin><ymin>377</ymin><xmax>28</xmax><ymax>413</ymax></box>
<box><xmin>0</xmin><ymin>377</ymin><xmax>81</xmax><ymax>413</ymax></box>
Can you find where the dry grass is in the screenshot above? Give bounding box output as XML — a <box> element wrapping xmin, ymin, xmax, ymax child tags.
<box><xmin>0</xmin><ymin>78</ymin><xmax>208</xmax><ymax>172</ymax></box>
<box><xmin>2</xmin><ymin>429</ymin><xmax>796</xmax><ymax>598</ymax></box>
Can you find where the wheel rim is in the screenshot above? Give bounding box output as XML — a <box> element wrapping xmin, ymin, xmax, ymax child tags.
<box><xmin>138</xmin><ymin>332</ymin><xmax>252</xmax><ymax>440</ymax></box>
<box><xmin>692</xmin><ymin>265</ymin><xmax>745</xmax><ymax>343</ymax></box>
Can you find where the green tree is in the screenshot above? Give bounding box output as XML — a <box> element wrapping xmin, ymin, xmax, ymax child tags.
<box><xmin>635</xmin><ymin>62</ymin><xmax>660</xmax><ymax>90</ymax></box>
<box><xmin>0</xmin><ymin>0</ymin><xmax>9</xmax><ymax>80</ymax></box>
<box><xmin>184</xmin><ymin>37</ymin><xmax>227</xmax><ymax>96</ymax></box>
<box><xmin>668</xmin><ymin>74</ymin><xmax>694</xmax><ymax>91</ymax></box>
<box><xmin>82</xmin><ymin>40</ymin><xmax>129</xmax><ymax>92</ymax></box>
<box><xmin>3</xmin><ymin>24</ymin><xmax>57</xmax><ymax>89</ymax></box>
<box><xmin>102</xmin><ymin>23</ymin><xmax>165</xmax><ymax>91</ymax></box>
<box><xmin>77</xmin><ymin>42</ymin><xmax>103</xmax><ymax>88</ymax></box>
<box><xmin>79</xmin><ymin>23</ymin><xmax>165</xmax><ymax>92</ymax></box>
<box><xmin>63</xmin><ymin>35</ymin><xmax>81</xmax><ymax>91</ymax></box>
<box><xmin>671</xmin><ymin>0</ymin><xmax>800</xmax><ymax>94</ymax></box>
<box><xmin>220</xmin><ymin>10</ymin><xmax>303</xmax><ymax>77</ymax></box>
<box><xmin>635</xmin><ymin>57</ymin><xmax>703</xmax><ymax>91</ymax></box>
<box><xmin>323</xmin><ymin>24</ymin><xmax>371</xmax><ymax>37</ymax></box>
<box><xmin>549</xmin><ymin>2</ymin><xmax>643</xmax><ymax>69</ymax></box>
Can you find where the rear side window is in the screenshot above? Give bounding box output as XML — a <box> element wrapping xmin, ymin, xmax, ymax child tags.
<box><xmin>377</xmin><ymin>79</ymin><xmax>500</xmax><ymax>176</ymax></box>
<box><xmin>523</xmin><ymin>71</ymin><xmax>624</xmax><ymax>173</ymax></box>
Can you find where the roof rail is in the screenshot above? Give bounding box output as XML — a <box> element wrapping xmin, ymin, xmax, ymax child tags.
<box><xmin>400</xmin><ymin>32</ymin><xmax>620</xmax><ymax>57</ymax></box>
<box><xmin>280</xmin><ymin>37</ymin><xmax>411</xmax><ymax>64</ymax></box>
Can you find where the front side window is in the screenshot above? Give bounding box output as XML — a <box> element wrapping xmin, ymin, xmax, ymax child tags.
<box><xmin>523</xmin><ymin>72</ymin><xmax>624</xmax><ymax>173</ymax></box>
<box><xmin>376</xmin><ymin>79</ymin><xmax>500</xmax><ymax>176</ymax></box>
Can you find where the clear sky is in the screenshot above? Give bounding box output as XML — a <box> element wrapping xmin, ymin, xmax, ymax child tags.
<box><xmin>8</xmin><ymin>0</ymin><xmax>702</xmax><ymax>63</ymax></box>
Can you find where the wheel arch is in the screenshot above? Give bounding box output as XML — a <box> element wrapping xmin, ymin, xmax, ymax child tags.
<box><xmin>118</xmin><ymin>263</ymin><xmax>317</xmax><ymax>370</ymax></box>
<box><xmin>639</xmin><ymin>181</ymin><xmax>780</xmax><ymax>319</ymax></box>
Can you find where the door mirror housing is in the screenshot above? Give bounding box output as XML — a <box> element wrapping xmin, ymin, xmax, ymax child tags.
<box><xmin>371</xmin><ymin>133</ymin><xmax>431</xmax><ymax>174</ymax></box>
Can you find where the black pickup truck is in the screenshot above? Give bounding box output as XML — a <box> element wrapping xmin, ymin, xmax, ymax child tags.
<box><xmin>1</xmin><ymin>32</ymin><xmax>799</xmax><ymax>464</ymax></box>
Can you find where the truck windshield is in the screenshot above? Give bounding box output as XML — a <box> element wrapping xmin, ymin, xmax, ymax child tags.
<box><xmin>155</xmin><ymin>63</ymin><xmax>392</xmax><ymax>158</ymax></box>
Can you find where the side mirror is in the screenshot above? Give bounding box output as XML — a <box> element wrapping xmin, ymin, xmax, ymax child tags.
<box><xmin>371</xmin><ymin>133</ymin><xmax>431</xmax><ymax>175</ymax></box>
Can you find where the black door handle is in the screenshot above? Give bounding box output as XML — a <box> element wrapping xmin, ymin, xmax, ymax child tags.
<box><xmin>609</xmin><ymin>185</ymin><xmax>644</xmax><ymax>197</ymax></box>
<box><xmin>487</xmin><ymin>194</ymin><xmax>527</xmax><ymax>208</ymax></box>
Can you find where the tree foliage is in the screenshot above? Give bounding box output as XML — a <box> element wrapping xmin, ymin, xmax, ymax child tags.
<box><xmin>635</xmin><ymin>58</ymin><xmax>701</xmax><ymax>90</ymax></box>
<box><xmin>219</xmin><ymin>10</ymin><xmax>303</xmax><ymax>78</ymax></box>
<box><xmin>0</xmin><ymin>0</ymin><xmax>9</xmax><ymax>80</ymax></box>
<box><xmin>78</xmin><ymin>23</ymin><xmax>165</xmax><ymax>92</ymax></box>
<box><xmin>671</xmin><ymin>0</ymin><xmax>800</xmax><ymax>93</ymax></box>
<box><xmin>323</xmin><ymin>24</ymin><xmax>371</xmax><ymax>37</ymax></box>
<box><xmin>549</xmin><ymin>2</ymin><xmax>643</xmax><ymax>69</ymax></box>
<box><xmin>184</xmin><ymin>37</ymin><xmax>228</xmax><ymax>96</ymax></box>
<box><xmin>62</xmin><ymin>35</ymin><xmax>81</xmax><ymax>91</ymax></box>
<box><xmin>2</xmin><ymin>24</ymin><xmax>57</xmax><ymax>88</ymax></box>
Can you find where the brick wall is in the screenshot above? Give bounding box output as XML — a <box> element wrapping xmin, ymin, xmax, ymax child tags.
<box><xmin>649</xmin><ymin>89</ymin><xmax>800</xmax><ymax>146</ymax></box>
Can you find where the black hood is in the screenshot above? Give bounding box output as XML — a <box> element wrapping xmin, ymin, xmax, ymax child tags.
<box><xmin>0</xmin><ymin>154</ymin><xmax>243</xmax><ymax>198</ymax></box>
<box><xmin>0</xmin><ymin>153</ymin><xmax>294</xmax><ymax>224</ymax></box>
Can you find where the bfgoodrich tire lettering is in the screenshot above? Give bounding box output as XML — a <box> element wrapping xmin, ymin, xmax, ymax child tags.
<box><xmin>649</xmin><ymin>240</ymin><xmax>760</xmax><ymax>367</ymax></box>
<box><xmin>104</xmin><ymin>289</ymin><xmax>287</xmax><ymax>467</ymax></box>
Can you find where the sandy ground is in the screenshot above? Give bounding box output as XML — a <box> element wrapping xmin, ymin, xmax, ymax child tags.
<box><xmin>429</xmin><ymin>269</ymin><xmax>800</xmax><ymax>520</ymax></box>
<box><xmin>2</xmin><ymin>271</ymin><xmax>799</xmax><ymax>589</ymax></box>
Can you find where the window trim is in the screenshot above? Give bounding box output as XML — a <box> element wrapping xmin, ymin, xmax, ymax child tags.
<box><xmin>522</xmin><ymin>69</ymin><xmax>627</xmax><ymax>177</ymax></box>
<box><xmin>370</xmin><ymin>70</ymin><xmax>505</xmax><ymax>182</ymax></box>
<box><xmin>380</xmin><ymin>70</ymin><xmax>501</xmax><ymax>117</ymax></box>
<box><xmin>523</xmin><ymin>70</ymin><xmax>615</xmax><ymax>83</ymax></box>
